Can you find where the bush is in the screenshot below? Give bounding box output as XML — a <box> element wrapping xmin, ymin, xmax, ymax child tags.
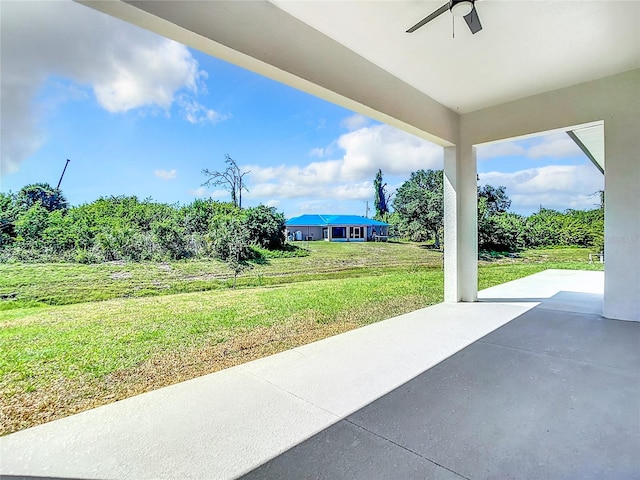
<box><xmin>13</xmin><ymin>204</ymin><xmax>51</xmax><ymax>247</ymax></box>
<box><xmin>242</xmin><ymin>205</ymin><xmax>286</xmax><ymax>249</ymax></box>
<box><xmin>151</xmin><ymin>219</ymin><xmax>188</xmax><ymax>260</ymax></box>
<box><xmin>94</xmin><ymin>228</ymin><xmax>155</xmax><ymax>262</ymax></box>
<box><xmin>210</xmin><ymin>218</ymin><xmax>253</xmax><ymax>286</ymax></box>
<box><xmin>478</xmin><ymin>212</ymin><xmax>526</xmax><ymax>251</ymax></box>
<box><xmin>524</xmin><ymin>208</ymin><xmax>603</xmax><ymax>249</ymax></box>
<box><xmin>181</xmin><ymin>199</ymin><xmax>238</xmax><ymax>235</ymax></box>
<box><xmin>41</xmin><ymin>210</ymin><xmax>78</xmax><ymax>252</ymax></box>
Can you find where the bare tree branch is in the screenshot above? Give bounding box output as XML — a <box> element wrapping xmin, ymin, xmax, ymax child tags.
<box><xmin>201</xmin><ymin>155</ymin><xmax>250</xmax><ymax>208</ymax></box>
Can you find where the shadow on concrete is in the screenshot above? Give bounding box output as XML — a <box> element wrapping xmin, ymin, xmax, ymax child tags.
<box><xmin>240</xmin><ymin>296</ymin><xmax>640</xmax><ymax>480</ymax></box>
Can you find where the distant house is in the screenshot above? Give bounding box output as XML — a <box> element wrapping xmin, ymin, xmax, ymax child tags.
<box><xmin>286</xmin><ymin>214</ymin><xmax>389</xmax><ymax>242</ymax></box>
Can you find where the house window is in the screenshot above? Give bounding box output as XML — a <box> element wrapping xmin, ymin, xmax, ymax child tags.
<box><xmin>332</xmin><ymin>227</ymin><xmax>346</xmax><ymax>239</ymax></box>
<box><xmin>323</xmin><ymin>228</ymin><xmax>328</xmax><ymax>239</ymax></box>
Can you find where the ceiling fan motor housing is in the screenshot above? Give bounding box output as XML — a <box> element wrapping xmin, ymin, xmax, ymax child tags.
<box><xmin>450</xmin><ymin>0</ymin><xmax>474</xmax><ymax>17</ymax></box>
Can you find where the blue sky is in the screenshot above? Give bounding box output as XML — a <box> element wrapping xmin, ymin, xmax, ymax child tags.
<box><xmin>1</xmin><ymin>1</ymin><xmax>603</xmax><ymax>217</ymax></box>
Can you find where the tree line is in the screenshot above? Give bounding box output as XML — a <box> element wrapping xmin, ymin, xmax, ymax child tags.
<box><xmin>1</xmin><ymin>166</ymin><xmax>604</xmax><ymax>269</ymax></box>
<box><xmin>374</xmin><ymin>169</ymin><xmax>604</xmax><ymax>253</ymax></box>
<box><xmin>0</xmin><ymin>183</ymin><xmax>287</xmax><ymax>271</ymax></box>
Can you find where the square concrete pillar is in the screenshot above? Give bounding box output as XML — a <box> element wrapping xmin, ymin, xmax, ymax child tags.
<box><xmin>444</xmin><ymin>145</ymin><xmax>478</xmax><ymax>302</ymax></box>
<box><xmin>603</xmin><ymin>118</ymin><xmax>640</xmax><ymax>321</ymax></box>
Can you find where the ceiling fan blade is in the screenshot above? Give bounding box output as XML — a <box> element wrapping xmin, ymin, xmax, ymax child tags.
<box><xmin>406</xmin><ymin>3</ymin><xmax>449</xmax><ymax>33</ymax></box>
<box><xmin>464</xmin><ymin>6</ymin><xmax>483</xmax><ymax>34</ymax></box>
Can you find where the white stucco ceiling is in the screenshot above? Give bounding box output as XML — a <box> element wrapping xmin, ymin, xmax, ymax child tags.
<box><xmin>272</xmin><ymin>1</ymin><xmax>640</xmax><ymax>114</ymax></box>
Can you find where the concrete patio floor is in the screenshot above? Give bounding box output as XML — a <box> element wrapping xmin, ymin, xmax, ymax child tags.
<box><xmin>1</xmin><ymin>269</ymin><xmax>638</xmax><ymax>479</ymax></box>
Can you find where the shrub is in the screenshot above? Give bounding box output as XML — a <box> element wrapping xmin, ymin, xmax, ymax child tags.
<box><xmin>478</xmin><ymin>212</ymin><xmax>526</xmax><ymax>251</ymax></box>
<box><xmin>181</xmin><ymin>199</ymin><xmax>238</xmax><ymax>235</ymax></box>
<box><xmin>94</xmin><ymin>227</ymin><xmax>155</xmax><ymax>262</ymax></box>
<box><xmin>151</xmin><ymin>219</ymin><xmax>188</xmax><ymax>260</ymax></box>
<box><xmin>241</xmin><ymin>205</ymin><xmax>286</xmax><ymax>249</ymax></box>
<box><xmin>210</xmin><ymin>218</ymin><xmax>253</xmax><ymax>287</ymax></box>
<box><xmin>524</xmin><ymin>208</ymin><xmax>604</xmax><ymax>249</ymax></box>
<box><xmin>41</xmin><ymin>210</ymin><xmax>78</xmax><ymax>252</ymax></box>
<box><xmin>16</xmin><ymin>183</ymin><xmax>68</xmax><ymax>212</ymax></box>
<box><xmin>13</xmin><ymin>204</ymin><xmax>51</xmax><ymax>247</ymax></box>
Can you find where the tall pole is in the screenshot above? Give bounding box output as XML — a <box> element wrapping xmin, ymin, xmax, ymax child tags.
<box><xmin>56</xmin><ymin>159</ymin><xmax>70</xmax><ymax>189</ymax></box>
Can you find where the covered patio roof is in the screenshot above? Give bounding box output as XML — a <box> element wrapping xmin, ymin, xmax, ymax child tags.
<box><xmin>80</xmin><ymin>0</ymin><xmax>639</xmax><ymax>321</ymax></box>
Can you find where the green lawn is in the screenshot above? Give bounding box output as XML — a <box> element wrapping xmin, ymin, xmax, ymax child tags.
<box><xmin>0</xmin><ymin>243</ymin><xmax>602</xmax><ymax>434</ymax></box>
<box><xmin>0</xmin><ymin>241</ymin><xmax>442</xmax><ymax>310</ymax></box>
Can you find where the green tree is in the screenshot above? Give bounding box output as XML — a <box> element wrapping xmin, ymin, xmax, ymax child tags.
<box><xmin>13</xmin><ymin>204</ymin><xmax>51</xmax><ymax>246</ymax></box>
<box><xmin>0</xmin><ymin>192</ymin><xmax>17</xmax><ymax>245</ymax></box>
<box><xmin>393</xmin><ymin>169</ymin><xmax>443</xmax><ymax>246</ymax></box>
<box><xmin>202</xmin><ymin>155</ymin><xmax>250</xmax><ymax>208</ymax></box>
<box><xmin>477</xmin><ymin>184</ymin><xmax>511</xmax><ymax>215</ymax></box>
<box><xmin>212</xmin><ymin>218</ymin><xmax>253</xmax><ymax>287</ymax></box>
<box><xmin>477</xmin><ymin>184</ymin><xmax>519</xmax><ymax>251</ymax></box>
<box><xmin>373</xmin><ymin>169</ymin><xmax>390</xmax><ymax>220</ymax></box>
<box><xmin>478</xmin><ymin>208</ymin><xmax>525</xmax><ymax>251</ymax></box>
<box><xmin>180</xmin><ymin>199</ymin><xmax>237</xmax><ymax>236</ymax></box>
<box><xmin>242</xmin><ymin>205</ymin><xmax>286</xmax><ymax>249</ymax></box>
<box><xmin>16</xmin><ymin>183</ymin><xmax>68</xmax><ymax>212</ymax></box>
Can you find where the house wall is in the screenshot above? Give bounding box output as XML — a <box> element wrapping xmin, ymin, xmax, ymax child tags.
<box><xmin>287</xmin><ymin>226</ymin><xmax>323</xmax><ymax>241</ymax></box>
<box><xmin>287</xmin><ymin>225</ymin><xmax>387</xmax><ymax>242</ymax></box>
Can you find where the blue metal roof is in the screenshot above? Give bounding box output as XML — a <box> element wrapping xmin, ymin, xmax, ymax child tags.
<box><xmin>286</xmin><ymin>214</ymin><xmax>388</xmax><ymax>227</ymax></box>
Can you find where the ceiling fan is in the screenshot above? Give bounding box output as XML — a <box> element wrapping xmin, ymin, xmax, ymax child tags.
<box><xmin>407</xmin><ymin>0</ymin><xmax>482</xmax><ymax>35</ymax></box>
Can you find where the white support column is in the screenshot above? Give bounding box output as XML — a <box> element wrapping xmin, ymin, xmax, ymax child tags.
<box><xmin>603</xmin><ymin>118</ymin><xmax>640</xmax><ymax>321</ymax></box>
<box><xmin>444</xmin><ymin>144</ymin><xmax>478</xmax><ymax>302</ymax></box>
<box><xmin>444</xmin><ymin>147</ymin><xmax>459</xmax><ymax>302</ymax></box>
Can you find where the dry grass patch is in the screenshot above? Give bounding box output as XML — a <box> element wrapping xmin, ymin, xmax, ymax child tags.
<box><xmin>1</xmin><ymin>318</ymin><xmax>358</xmax><ymax>435</ymax></box>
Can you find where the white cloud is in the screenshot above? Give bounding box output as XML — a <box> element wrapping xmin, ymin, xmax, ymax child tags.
<box><xmin>528</xmin><ymin>132</ymin><xmax>582</xmax><ymax>159</ymax></box>
<box><xmin>179</xmin><ymin>98</ymin><xmax>231</xmax><ymax>125</ymax></box>
<box><xmin>155</xmin><ymin>169</ymin><xmax>177</xmax><ymax>181</ymax></box>
<box><xmin>0</xmin><ymin>0</ymin><xmax>224</xmax><ymax>175</ymax></box>
<box><xmin>293</xmin><ymin>200</ymin><xmax>334</xmax><ymax>214</ymax></box>
<box><xmin>188</xmin><ymin>186</ymin><xmax>209</xmax><ymax>198</ymax></box>
<box><xmin>337</xmin><ymin>125</ymin><xmax>443</xmax><ymax>180</ymax></box>
<box><xmin>341</xmin><ymin>114</ymin><xmax>370</xmax><ymax>131</ymax></box>
<box><xmin>90</xmin><ymin>40</ymin><xmax>199</xmax><ymax>113</ymax></box>
<box><xmin>478</xmin><ymin>132</ymin><xmax>583</xmax><ymax>164</ymax></box>
<box><xmin>210</xmin><ymin>189</ymin><xmax>231</xmax><ymax>199</ymax></box>
<box><xmin>248</xmin><ymin>179</ymin><xmax>372</xmax><ymax>202</ymax></box>
<box><xmin>309</xmin><ymin>147</ymin><xmax>326</xmax><ymax>158</ymax></box>
<box><xmin>479</xmin><ymin>164</ymin><xmax>603</xmax><ymax>213</ymax></box>
<box><xmin>477</xmin><ymin>141</ymin><xmax>526</xmax><ymax>160</ymax></box>
<box><xmin>188</xmin><ymin>187</ymin><xmax>229</xmax><ymax>199</ymax></box>
<box><xmin>264</xmin><ymin>199</ymin><xmax>281</xmax><ymax>208</ymax></box>
<box><xmin>308</xmin><ymin>140</ymin><xmax>338</xmax><ymax>159</ymax></box>
<box><xmin>244</xmin><ymin>124</ymin><xmax>441</xmax><ymax>205</ymax></box>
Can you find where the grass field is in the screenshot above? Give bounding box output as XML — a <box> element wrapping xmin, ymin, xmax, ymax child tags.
<box><xmin>0</xmin><ymin>242</ymin><xmax>603</xmax><ymax>435</ymax></box>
